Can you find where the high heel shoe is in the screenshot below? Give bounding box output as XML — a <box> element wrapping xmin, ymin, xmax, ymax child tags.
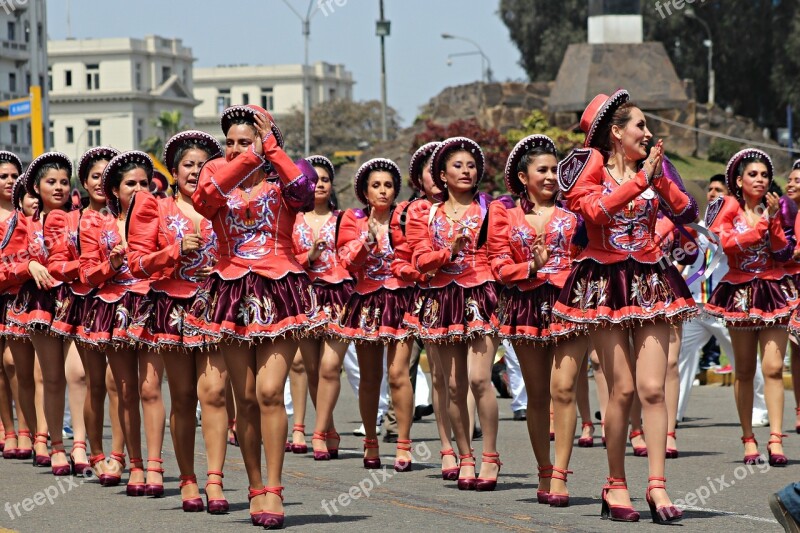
<box><xmin>49</xmin><ymin>440</ymin><xmax>71</xmax><ymax>476</ymax></box>
<box><xmin>70</xmin><ymin>440</ymin><xmax>91</xmax><ymax>476</ymax></box>
<box><xmin>227</xmin><ymin>419</ymin><xmax>239</xmax><ymax>446</ymax></box>
<box><xmin>363</xmin><ymin>438</ymin><xmax>381</xmax><ymax>469</ymax></box>
<box><xmin>32</xmin><ymin>432</ymin><xmax>50</xmax><ymax>466</ymax></box>
<box><xmin>601</xmin><ymin>421</ymin><xmax>606</xmax><ymax>448</ymax></box>
<box><xmin>578</xmin><ymin>422</ymin><xmax>595</xmax><ymax>447</ymax></box>
<box><xmin>476</xmin><ymin>452</ymin><xmax>502</xmax><ymax>491</ymax></box>
<box><xmin>127</xmin><ymin>457</ymin><xmax>146</xmax><ymax>496</ymax></box>
<box><xmin>537</xmin><ymin>465</ymin><xmax>553</xmax><ymax>504</ymax></box>
<box><xmin>100</xmin><ymin>451</ymin><xmax>126</xmax><ymax>486</ymax></box>
<box><xmin>440</xmin><ymin>448</ymin><xmax>459</xmax><ymax>481</ymax></box>
<box><xmin>179</xmin><ymin>475</ymin><xmax>205</xmax><ymax>512</ymax></box>
<box><xmin>601</xmin><ymin>477</ymin><xmax>640</xmax><ymax>522</ymax></box>
<box><xmin>645</xmin><ymin>476</ymin><xmax>683</xmax><ymax>523</ymax></box>
<box><xmin>145</xmin><ymin>457</ymin><xmax>165</xmax><ymax>497</ymax></box>
<box><xmin>311</xmin><ymin>431</ymin><xmax>330</xmax><ymax>461</ymax></box>
<box><xmin>666</xmin><ymin>431</ymin><xmax>679</xmax><ymax>459</ymax></box>
<box><xmin>767</xmin><ymin>432</ymin><xmax>789</xmax><ymax>466</ymax></box>
<box><xmin>327</xmin><ymin>429</ymin><xmax>341</xmax><ymax>459</ymax></box>
<box><xmin>549</xmin><ymin>410</ymin><xmax>555</xmax><ymax>441</ymax></box>
<box><xmin>629</xmin><ymin>430</ymin><xmax>647</xmax><ymax>457</ymax></box>
<box><xmin>205</xmin><ymin>470</ymin><xmax>229</xmax><ymax>514</ymax></box>
<box><xmin>457</xmin><ymin>454</ymin><xmax>477</xmax><ymax>490</ymax></box>
<box><xmin>3</xmin><ymin>430</ymin><xmax>18</xmax><ymax>459</ymax></box>
<box><xmin>741</xmin><ymin>435</ymin><xmax>763</xmax><ymax>465</ymax></box>
<box><xmin>394</xmin><ymin>439</ymin><xmax>413</xmax><ymax>472</ymax></box>
<box><xmin>248</xmin><ymin>486</ymin><xmax>285</xmax><ymax>529</ymax></box>
<box><xmin>548</xmin><ymin>467</ymin><xmax>573</xmax><ymax>507</ymax></box>
<box><xmin>291</xmin><ymin>424</ymin><xmax>308</xmax><ymax>454</ymax></box>
<box><xmin>15</xmin><ymin>429</ymin><xmax>32</xmax><ymax>460</ymax></box>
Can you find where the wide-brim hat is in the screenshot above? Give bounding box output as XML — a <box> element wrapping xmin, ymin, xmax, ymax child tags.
<box><xmin>25</xmin><ymin>152</ymin><xmax>73</xmax><ymax>197</ymax></box>
<box><xmin>78</xmin><ymin>146</ymin><xmax>120</xmax><ymax>184</ymax></box>
<box><xmin>306</xmin><ymin>155</ymin><xmax>335</xmax><ymax>182</ymax></box>
<box><xmin>430</xmin><ymin>137</ymin><xmax>485</xmax><ymax>191</ymax></box>
<box><xmin>580</xmin><ymin>89</ymin><xmax>630</xmax><ymax>148</ymax></box>
<box><xmin>102</xmin><ymin>151</ymin><xmax>154</xmax><ymax>216</ymax></box>
<box><xmin>725</xmin><ymin>148</ymin><xmax>774</xmax><ymax>198</ymax></box>
<box><xmin>503</xmin><ymin>135</ymin><xmax>558</xmax><ymax>195</ymax></box>
<box><xmin>793</xmin><ymin>158</ymin><xmax>800</xmax><ymax>171</ymax></box>
<box><xmin>12</xmin><ymin>172</ymin><xmax>25</xmax><ymax>209</ymax></box>
<box><xmin>0</xmin><ymin>151</ymin><xmax>23</xmax><ymax>175</ymax></box>
<box><xmin>220</xmin><ymin>104</ymin><xmax>284</xmax><ymax>148</ymax></box>
<box><xmin>163</xmin><ymin>130</ymin><xmax>223</xmax><ymax>173</ymax></box>
<box><xmin>353</xmin><ymin>158</ymin><xmax>402</xmax><ymax>206</ymax></box>
<box><xmin>408</xmin><ymin>142</ymin><xmax>441</xmax><ymax>191</ymax></box>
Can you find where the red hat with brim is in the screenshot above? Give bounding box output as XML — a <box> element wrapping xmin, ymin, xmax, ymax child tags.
<box><xmin>25</xmin><ymin>152</ymin><xmax>73</xmax><ymax>197</ymax></box>
<box><xmin>220</xmin><ymin>104</ymin><xmax>283</xmax><ymax>148</ymax></box>
<box><xmin>353</xmin><ymin>158</ymin><xmax>402</xmax><ymax>206</ymax></box>
<box><xmin>306</xmin><ymin>155</ymin><xmax>335</xmax><ymax>183</ymax></box>
<box><xmin>504</xmin><ymin>135</ymin><xmax>558</xmax><ymax>196</ymax></box>
<box><xmin>580</xmin><ymin>89</ymin><xmax>630</xmax><ymax>149</ymax></box>
<box><xmin>102</xmin><ymin>151</ymin><xmax>154</xmax><ymax>217</ymax></box>
<box><xmin>0</xmin><ymin>151</ymin><xmax>23</xmax><ymax>175</ymax></box>
<box><xmin>725</xmin><ymin>148</ymin><xmax>774</xmax><ymax>199</ymax></box>
<box><xmin>430</xmin><ymin>137</ymin><xmax>485</xmax><ymax>192</ymax></box>
<box><xmin>408</xmin><ymin>142</ymin><xmax>441</xmax><ymax>191</ymax></box>
<box><xmin>163</xmin><ymin>130</ymin><xmax>223</xmax><ymax>174</ymax></box>
<box><xmin>78</xmin><ymin>146</ymin><xmax>120</xmax><ymax>184</ymax></box>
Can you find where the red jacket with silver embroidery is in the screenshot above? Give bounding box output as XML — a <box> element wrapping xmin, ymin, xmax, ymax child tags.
<box><xmin>292</xmin><ymin>211</ymin><xmax>351</xmax><ymax>284</ymax></box>
<box><xmin>488</xmin><ymin>203</ymin><xmax>583</xmax><ymax>291</ymax></box>
<box><xmin>78</xmin><ymin>209</ymin><xmax>150</xmax><ymax>302</ymax></box>
<box><xmin>45</xmin><ymin>209</ymin><xmax>92</xmax><ymax>296</ymax></box>
<box><xmin>192</xmin><ymin>139</ymin><xmax>314</xmax><ymax>281</ymax></box>
<box><xmin>127</xmin><ymin>192</ymin><xmax>218</xmax><ymax>299</ymax></box>
<box><xmin>706</xmin><ymin>195</ymin><xmax>791</xmax><ymax>284</ymax></box>
<box><xmin>390</xmin><ymin>200</ymin><xmax>429</xmax><ymax>284</ymax></box>
<box><xmin>0</xmin><ymin>212</ymin><xmax>35</xmax><ymax>293</ymax></box>
<box><xmin>336</xmin><ymin>208</ymin><xmax>410</xmax><ymax>294</ymax></box>
<box><xmin>558</xmin><ymin>148</ymin><xmax>693</xmax><ymax>264</ymax></box>
<box><xmin>406</xmin><ymin>199</ymin><xmax>493</xmax><ymax>289</ymax></box>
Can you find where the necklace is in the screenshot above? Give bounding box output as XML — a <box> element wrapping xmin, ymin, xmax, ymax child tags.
<box><xmin>604</xmin><ymin>166</ymin><xmax>637</xmax><ymax>213</ymax></box>
<box><xmin>446</xmin><ymin>200</ymin><xmax>470</xmax><ymax>220</ymax></box>
<box><xmin>241</xmin><ymin>180</ymin><xmax>263</xmax><ymax>222</ymax></box>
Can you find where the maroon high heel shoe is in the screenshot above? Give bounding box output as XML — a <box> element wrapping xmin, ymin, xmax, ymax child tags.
<box><xmin>646</xmin><ymin>476</ymin><xmax>683</xmax><ymax>523</ymax></box>
<box><xmin>666</xmin><ymin>431</ymin><xmax>679</xmax><ymax>459</ymax></box>
<box><xmin>440</xmin><ymin>448</ymin><xmax>459</xmax><ymax>481</ymax></box>
<box><xmin>291</xmin><ymin>424</ymin><xmax>308</xmax><ymax>454</ymax></box>
<box><xmin>601</xmin><ymin>477</ymin><xmax>640</xmax><ymax>522</ymax></box>
<box><xmin>578</xmin><ymin>422</ymin><xmax>595</xmax><ymax>448</ymax></box>
<box><xmin>537</xmin><ymin>465</ymin><xmax>553</xmax><ymax>504</ymax></box>
<box><xmin>548</xmin><ymin>467</ymin><xmax>573</xmax><ymax>507</ymax></box>
<box><xmin>601</xmin><ymin>421</ymin><xmax>606</xmax><ymax>448</ymax></box>
<box><xmin>629</xmin><ymin>430</ymin><xmax>647</xmax><ymax>457</ymax></box>
<box><xmin>394</xmin><ymin>439</ymin><xmax>413</xmax><ymax>472</ymax></box>
<box><xmin>457</xmin><ymin>454</ymin><xmax>477</xmax><ymax>490</ymax></box>
<box><xmin>145</xmin><ymin>457</ymin><xmax>165</xmax><ymax>497</ymax></box>
<box><xmin>767</xmin><ymin>432</ymin><xmax>789</xmax><ymax>466</ymax></box>
<box><xmin>179</xmin><ymin>475</ymin><xmax>205</xmax><ymax>512</ymax></box>
<box><xmin>476</xmin><ymin>452</ymin><xmax>502</xmax><ymax>491</ymax></box>
<box><xmin>741</xmin><ymin>435</ymin><xmax>763</xmax><ymax>464</ymax></box>
<box><xmin>227</xmin><ymin>419</ymin><xmax>239</xmax><ymax>446</ymax></box>
<box><xmin>549</xmin><ymin>410</ymin><xmax>555</xmax><ymax>441</ymax></box>
<box><xmin>100</xmin><ymin>451</ymin><xmax>125</xmax><ymax>486</ymax></box>
<box><xmin>15</xmin><ymin>429</ymin><xmax>32</xmax><ymax>460</ymax></box>
<box><xmin>70</xmin><ymin>440</ymin><xmax>91</xmax><ymax>476</ymax></box>
<box><xmin>32</xmin><ymin>432</ymin><xmax>51</xmax><ymax>467</ymax></box>
<box><xmin>327</xmin><ymin>429</ymin><xmax>341</xmax><ymax>459</ymax></box>
<box><xmin>126</xmin><ymin>457</ymin><xmax>146</xmax><ymax>496</ymax></box>
<box><xmin>49</xmin><ymin>440</ymin><xmax>71</xmax><ymax>476</ymax></box>
<box><xmin>249</xmin><ymin>486</ymin><xmax>285</xmax><ymax>529</ymax></box>
<box><xmin>311</xmin><ymin>431</ymin><xmax>330</xmax><ymax>461</ymax></box>
<box><xmin>363</xmin><ymin>438</ymin><xmax>381</xmax><ymax>469</ymax></box>
<box><xmin>205</xmin><ymin>470</ymin><xmax>229</xmax><ymax>514</ymax></box>
<box><xmin>3</xmin><ymin>430</ymin><xmax>18</xmax><ymax>459</ymax></box>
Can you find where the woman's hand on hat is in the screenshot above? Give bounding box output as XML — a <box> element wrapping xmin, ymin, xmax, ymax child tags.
<box><xmin>254</xmin><ymin>113</ymin><xmax>270</xmax><ymax>154</ymax></box>
<box><xmin>765</xmin><ymin>191</ymin><xmax>780</xmax><ymax>217</ymax></box>
<box><xmin>308</xmin><ymin>237</ymin><xmax>327</xmax><ymax>262</ymax></box>
<box><xmin>27</xmin><ymin>260</ymin><xmax>55</xmax><ymax>290</ymax></box>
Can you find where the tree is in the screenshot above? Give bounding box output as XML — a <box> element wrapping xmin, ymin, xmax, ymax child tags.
<box><xmin>506</xmin><ymin>110</ymin><xmax>585</xmax><ymax>155</ymax></box>
<box><xmin>140</xmin><ymin>110</ymin><xmax>186</xmax><ymax>164</ymax></box>
<box><xmin>279</xmin><ymin>100</ymin><xmax>400</xmax><ymax>158</ymax></box>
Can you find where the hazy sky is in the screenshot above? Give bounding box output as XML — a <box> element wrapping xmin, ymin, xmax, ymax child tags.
<box><xmin>45</xmin><ymin>0</ymin><xmax>528</xmax><ymax>127</ymax></box>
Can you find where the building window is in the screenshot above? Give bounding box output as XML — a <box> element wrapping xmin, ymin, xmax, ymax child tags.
<box><xmin>135</xmin><ymin>63</ymin><xmax>142</xmax><ymax>90</ymax></box>
<box><xmin>217</xmin><ymin>89</ymin><xmax>231</xmax><ymax>113</ymax></box>
<box><xmin>329</xmin><ymin>88</ymin><xmax>336</xmax><ymax>101</ymax></box>
<box><xmin>47</xmin><ymin>67</ymin><xmax>52</xmax><ymax>91</ymax></box>
<box><xmin>261</xmin><ymin>88</ymin><xmax>274</xmax><ymax>111</ymax></box>
<box><xmin>242</xmin><ymin>93</ymin><xmax>249</xmax><ymax>105</ymax></box>
<box><xmin>161</xmin><ymin>66</ymin><xmax>171</xmax><ymax>83</ymax></box>
<box><xmin>10</xmin><ymin>124</ymin><xmax>18</xmax><ymax>145</ymax></box>
<box><xmin>37</xmin><ymin>23</ymin><xmax>42</xmax><ymax>49</ymax></box>
<box><xmin>66</xmin><ymin>126</ymin><xmax>74</xmax><ymax>144</ymax></box>
<box><xmin>8</xmin><ymin>73</ymin><xmax>16</xmax><ymax>93</ymax></box>
<box><xmin>48</xmin><ymin>120</ymin><xmax>54</xmax><ymax>148</ymax></box>
<box><xmin>25</xmin><ymin>72</ymin><xmax>30</xmax><ymax>93</ymax></box>
<box><xmin>65</xmin><ymin>70</ymin><xmax>72</xmax><ymax>87</ymax></box>
<box><xmin>87</xmin><ymin>120</ymin><xmax>101</xmax><ymax>146</ymax></box>
<box><xmin>86</xmin><ymin>64</ymin><xmax>100</xmax><ymax>90</ymax></box>
<box><xmin>136</xmin><ymin>118</ymin><xmax>144</xmax><ymax>146</ymax></box>
<box><xmin>7</xmin><ymin>21</ymin><xmax>15</xmax><ymax>41</ymax></box>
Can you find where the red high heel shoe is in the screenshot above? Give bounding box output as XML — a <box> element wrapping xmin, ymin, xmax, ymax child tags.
<box><xmin>311</xmin><ymin>431</ymin><xmax>330</xmax><ymax>461</ymax></box>
<box><xmin>205</xmin><ymin>470</ymin><xmax>229</xmax><ymax>514</ymax></box>
<box><xmin>741</xmin><ymin>435</ymin><xmax>763</xmax><ymax>465</ymax></box>
<box><xmin>49</xmin><ymin>440</ymin><xmax>71</xmax><ymax>476</ymax></box>
<box><xmin>601</xmin><ymin>477</ymin><xmax>640</xmax><ymax>522</ymax></box>
<box><xmin>326</xmin><ymin>429</ymin><xmax>340</xmax><ymax>459</ymax></box>
<box><xmin>227</xmin><ymin>419</ymin><xmax>238</xmax><ymax>446</ymax></box>
<box><xmin>548</xmin><ymin>467</ymin><xmax>573</xmax><ymax>507</ymax></box>
<box><xmin>179</xmin><ymin>475</ymin><xmax>205</xmax><ymax>512</ymax></box>
<box><xmin>457</xmin><ymin>454</ymin><xmax>477</xmax><ymax>490</ymax></box>
<box><xmin>666</xmin><ymin>431</ymin><xmax>679</xmax><ymax>459</ymax></box>
<box><xmin>646</xmin><ymin>476</ymin><xmax>683</xmax><ymax>523</ymax></box>
<box><xmin>394</xmin><ymin>439</ymin><xmax>413</xmax><ymax>472</ymax></box>
<box><xmin>476</xmin><ymin>452</ymin><xmax>502</xmax><ymax>491</ymax></box>
<box><xmin>32</xmin><ymin>432</ymin><xmax>51</xmax><ymax>466</ymax></box>
<box><xmin>15</xmin><ymin>429</ymin><xmax>32</xmax><ymax>460</ymax></box>
<box><xmin>363</xmin><ymin>438</ymin><xmax>381</xmax><ymax>469</ymax></box>
<box><xmin>440</xmin><ymin>448</ymin><xmax>459</xmax><ymax>481</ymax></box>
<box><xmin>578</xmin><ymin>422</ymin><xmax>595</xmax><ymax>447</ymax></box>
<box><xmin>101</xmin><ymin>451</ymin><xmax>126</xmax><ymax>486</ymax></box>
<box><xmin>145</xmin><ymin>457</ymin><xmax>165</xmax><ymax>497</ymax></box>
<box><xmin>537</xmin><ymin>465</ymin><xmax>553</xmax><ymax>504</ymax></box>
<box><xmin>3</xmin><ymin>430</ymin><xmax>18</xmax><ymax>459</ymax></box>
<box><xmin>248</xmin><ymin>486</ymin><xmax>285</xmax><ymax>529</ymax></box>
<box><xmin>0</xmin><ymin>424</ymin><xmax>4</xmax><ymax>451</ymax></box>
<box><xmin>70</xmin><ymin>440</ymin><xmax>91</xmax><ymax>476</ymax></box>
<box><xmin>127</xmin><ymin>457</ymin><xmax>146</xmax><ymax>496</ymax></box>
<box><xmin>767</xmin><ymin>432</ymin><xmax>789</xmax><ymax>466</ymax></box>
<box><xmin>291</xmin><ymin>424</ymin><xmax>308</xmax><ymax>454</ymax></box>
<box><xmin>629</xmin><ymin>430</ymin><xmax>647</xmax><ymax>457</ymax></box>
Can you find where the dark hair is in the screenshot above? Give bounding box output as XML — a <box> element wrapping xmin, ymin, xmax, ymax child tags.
<box><xmin>171</xmin><ymin>141</ymin><xmax>216</xmax><ymax>173</ymax></box>
<box><xmin>769</xmin><ymin>180</ymin><xmax>783</xmax><ymax>197</ymax></box>
<box><xmin>361</xmin><ymin>168</ymin><xmax>399</xmax><ymax>207</ymax></box>
<box><xmin>736</xmin><ymin>156</ymin><xmax>772</xmax><ymax>184</ymax></box>
<box><xmin>227</xmin><ymin>117</ymin><xmax>258</xmax><ymax>137</ymax></box>
<box><xmin>81</xmin><ymin>155</ymin><xmax>113</xmax><ymax>185</ymax></box>
<box><xmin>313</xmin><ymin>164</ymin><xmax>338</xmax><ymax>211</ymax></box>
<box><xmin>595</xmin><ymin>101</ymin><xmax>638</xmax><ymax>153</ymax></box>
<box><xmin>516</xmin><ymin>146</ymin><xmax>558</xmax><ymax>176</ymax></box>
<box><xmin>441</xmin><ymin>149</ymin><xmax>479</xmax><ymax>199</ymax></box>
<box><xmin>709</xmin><ymin>174</ymin><xmax>726</xmax><ymax>186</ymax></box>
<box><xmin>33</xmin><ymin>161</ymin><xmax>71</xmax><ymax>194</ymax></box>
<box><xmin>109</xmin><ymin>160</ymin><xmax>151</xmax><ymax>192</ymax></box>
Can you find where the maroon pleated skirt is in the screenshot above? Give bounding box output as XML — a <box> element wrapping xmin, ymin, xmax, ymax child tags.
<box><xmin>76</xmin><ymin>292</ymin><xmax>153</xmax><ymax>348</ymax></box>
<box><xmin>128</xmin><ymin>290</ymin><xmax>213</xmax><ymax>350</ymax></box>
<box><xmin>494</xmin><ymin>284</ymin><xmax>582</xmax><ymax>343</ymax></box>
<box><xmin>706</xmin><ymin>276</ymin><xmax>797</xmax><ymax>328</ymax></box>
<box><xmin>0</xmin><ymin>293</ymin><xmax>22</xmax><ymax>338</ymax></box>
<box><xmin>404</xmin><ymin>282</ymin><xmax>497</xmax><ymax>343</ymax></box>
<box><xmin>329</xmin><ymin>287</ymin><xmax>412</xmax><ymax>343</ymax></box>
<box><xmin>309</xmin><ymin>280</ymin><xmax>355</xmax><ymax>337</ymax></box>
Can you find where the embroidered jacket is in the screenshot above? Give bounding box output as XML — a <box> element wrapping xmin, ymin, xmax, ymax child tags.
<box><xmin>292</xmin><ymin>211</ymin><xmax>351</xmax><ymax>284</ymax></box>
<box><xmin>45</xmin><ymin>209</ymin><xmax>92</xmax><ymax>296</ymax></box>
<box><xmin>0</xmin><ymin>212</ymin><xmax>35</xmax><ymax>293</ymax></box>
<box><xmin>389</xmin><ymin>200</ymin><xmax>429</xmax><ymax>284</ymax></box>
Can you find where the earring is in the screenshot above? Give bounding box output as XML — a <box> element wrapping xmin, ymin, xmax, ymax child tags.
<box><xmin>442</xmin><ymin>182</ymin><xmax>448</xmax><ymax>189</ymax></box>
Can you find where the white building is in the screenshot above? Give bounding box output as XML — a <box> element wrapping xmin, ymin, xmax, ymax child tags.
<box><xmin>48</xmin><ymin>35</ymin><xmax>199</xmax><ymax>165</ymax></box>
<box><xmin>193</xmin><ymin>62</ymin><xmax>354</xmax><ymax>133</ymax></box>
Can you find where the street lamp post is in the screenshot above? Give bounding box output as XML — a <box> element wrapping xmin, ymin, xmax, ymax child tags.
<box><xmin>685</xmin><ymin>7</ymin><xmax>715</xmax><ymax>106</ymax></box>
<box><xmin>376</xmin><ymin>0</ymin><xmax>390</xmax><ymax>142</ymax></box>
<box><xmin>441</xmin><ymin>33</ymin><xmax>493</xmax><ymax>83</ymax></box>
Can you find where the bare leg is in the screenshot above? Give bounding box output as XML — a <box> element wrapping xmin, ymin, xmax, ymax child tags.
<box><xmin>576</xmin><ymin>355</ymin><xmax>594</xmax><ymax>442</ymax></box>
<box><xmin>760</xmin><ymin>328</ymin><xmax>789</xmax><ymax>458</ymax></box>
<box><xmin>355</xmin><ymin>343</ymin><xmax>385</xmax><ymax>455</ymax></box>
<box><xmin>32</xmin><ymin>353</ymin><xmax>48</xmax><ymax>457</ymax></box>
<box><xmin>138</xmin><ymin>349</ymin><xmax>165</xmax><ymax>487</ymax></box>
<box><xmin>225</xmin><ymin>377</ymin><xmax>236</xmax><ymax>443</ymax></box>
<box><xmin>1</xmin><ymin>341</ymin><xmax>20</xmax><ymax>451</ymax></box>
<box><xmin>665</xmin><ymin>325</ymin><xmax>681</xmax><ymax>452</ymax></box>
<box><xmin>729</xmin><ymin>329</ymin><xmax>759</xmax><ymax>458</ymax></box>
<box><xmin>163</xmin><ymin>351</ymin><xmax>201</xmax><ymax>499</ymax></box>
<box><xmin>106</xmin><ymin>363</ymin><xmax>125</xmax><ymax>469</ymax></box>
<box><xmin>29</xmin><ymin>332</ymin><xmax>68</xmax><ymax>468</ymax></box>
<box><xmin>469</xmin><ymin>335</ymin><xmax>500</xmax><ymax>480</ymax></box>
<box><xmin>64</xmin><ymin>340</ymin><xmax>88</xmax><ymax>466</ymax></box>
<box><xmin>0</xmin><ymin>340</ymin><xmax>14</xmax><ymax>442</ymax></box>
<box><xmin>196</xmin><ymin>348</ymin><xmax>228</xmax><ymax>501</ymax></box>
<box><xmin>514</xmin><ymin>341</ymin><xmax>552</xmax><ymax>490</ymax></box>
<box><xmin>7</xmin><ymin>339</ymin><xmax>37</xmax><ymax>451</ymax></box>
<box><xmin>106</xmin><ymin>347</ymin><xmax>144</xmax><ymax>484</ymax></box>
<box><xmin>791</xmin><ymin>341</ymin><xmax>800</xmax><ymax>430</ymax></box>
<box><xmin>590</xmin><ymin>344</ymin><xmax>608</xmax><ymax>442</ymax></box>
<box><xmin>311</xmin><ymin>338</ymin><xmax>349</xmax><ymax>453</ymax></box>
<box><xmin>629</xmin><ymin>395</ymin><xmax>645</xmax><ymax>451</ymax></box>
<box><xmin>288</xmin><ymin>349</ymin><xmax>308</xmax><ymax>447</ymax></box>
<box><xmin>386</xmin><ymin>340</ymin><xmax>413</xmax><ymax>463</ymax></box>
<box><xmin>438</xmin><ymin>343</ymin><xmax>473</xmax><ymax>478</ymax></box>
<box><xmin>427</xmin><ymin>344</ymin><xmax>455</xmax><ymax>471</ymax></box>
<box><xmin>78</xmin><ymin>345</ymin><xmax>108</xmax><ymax>473</ymax></box>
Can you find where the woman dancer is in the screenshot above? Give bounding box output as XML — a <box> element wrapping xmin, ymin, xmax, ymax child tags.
<box><xmin>783</xmin><ymin>161</ymin><xmax>800</xmax><ymax>432</ymax></box>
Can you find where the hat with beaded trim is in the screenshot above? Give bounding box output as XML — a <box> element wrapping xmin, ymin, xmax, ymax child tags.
<box><xmin>12</xmin><ymin>170</ymin><xmax>26</xmax><ymax>209</ymax></box>
<box><xmin>408</xmin><ymin>142</ymin><xmax>441</xmax><ymax>192</ymax></box>
<box><xmin>353</xmin><ymin>158</ymin><xmax>402</xmax><ymax>206</ymax></box>
<box><xmin>25</xmin><ymin>152</ymin><xmax>73</xmax><ymax>197</ymax></box>
<box><xmin>725</xmin><ymin>148</ymin><xmax>774</xmax><ymax>199</ymax></box>
<box><xmin>503</xmin><ymin>135</ymin><xmax>558</xmax><ymax>196</ymax></box>
<box><xmin>580</xmin><ymin>89</ymin><xmax>630</xmax><ymax>149</ymax></box>
<box><xmin>793</xmin><ymin>158</ymin><xmax>800</xmax><ymax>171</ymax></box>
<box><xmin>77</xmin><ymin>146</ymin><xmax>120</xmax><ymax>185</ymax></box>
<box><xmin>430</xmin><ymin>137</ymin><xmax>485</xmax><ymax>191</ymax></box>
<box><xmin>220</xmin><ymin>104</ymin><xmax>284</xmax><ymax>148</ymax></box>
<box><xmin>163</xmin><ymin>130</ymin><xmax>223</xmax><ymax>173</ymax></box>
<box><xmin>306</xmin><ymin>155</ymin><xmax>335</xmax><ymax>183</ymax></box>
<box><xmin>0</xmin><ymin>151</ymin><xmax>23</xmax><ymax>175</ymax></box>
<box><xmin>102</xmin><ymin>150</ymin><xmax>154</xmax><ymax>217</ymax></box>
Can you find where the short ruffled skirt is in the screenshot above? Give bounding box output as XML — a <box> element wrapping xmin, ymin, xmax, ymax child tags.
<box><xmin>128</xmin><ymin>290</ymin><xmax>213</xmax><ymax>350</ymax></box>
<box><xmin>186</xmin><ymin>272</ymin><xmax>323</xmax><ymax>344</ymax></box>
<box><xmin>404</xmin><ymin>282</ymin><xmax>497</xmax><ymax>343</ymax></box>
<box><xmin>76</xmin><ymin>292</ymin><xmax>153</xmax><ymax>348</ymax></box>
<box><xmin>494</xmin><ymin>284</ymin><xmax>582</xmax><ymax>343</ymax></box>
<box><xmin>307</xmin><ymin>280</ymin><xmax>355</xmax><ymax>337</ymax></box>
<box><xmin>552</xmin><ymin>258</ymin><xmax>697</xmax><ymax>328</ymax></box>
<box><xmin>329</xmin><ymin>287</ymin><xmax>412</xmax><ymax>343</ymax></box>
<box><xmin>0</xmin><ymin>293</ymin><xmax>23</xmax><ymax>338</ymax></box>
<box><xmin>8</xmin><ymin>282</ymin><xmax>85</xmax><ymax>338</ymax></box>
<box><xmin>706</xmin><ymin>276</ymin><xmax>797</xmax><ymax>329</ymax></box>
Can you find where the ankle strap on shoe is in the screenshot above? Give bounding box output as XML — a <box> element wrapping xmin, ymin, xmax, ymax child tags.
<box><xmin>481</xmin><ymin>452</ymin><xmax>502</xmax><ymax>465</ymax></box>
<box><xmin>581</xmin><ymin>422</ymin><xmax>594</xmax><ymax>429</ymax></box>
<box><xmin>551</xmin><ymin>467</ymin><xmax>573</xmax><ymax>482</ymax></box>
<box><xmin>34</xmin><ymin>432</ymin><xmax>49</xmax><ymax>443</ymax></box>
<box><xmin>72</xmin><ymin>440</ymin><xmax>87</xmax><ymax>450</ymax></box>
<box><xmin>292</xmin><ymin>424</ymin><xmax>305</xmax><ymax>433</ymax></box>
<box><xmin>4</xmin><ymin>431</ymin><xmax>16</xmax><ymax>438</ymax></box>
<box><xmin>264</xmin><ymin>486</ymin><xmax>284</xmax><ymax>501</ymax></box>
<box><xmin>227</xmin><ymin>419</ymin><xmax>235</xmax><ymax>429</ymax></box>
<box><xmin>18</xmin><ymin>429</ymin><xmax>31</xmax><ymax>438</ymax></box>
<box><xmin>110</xmin><ymin>451</ymin><xmax>126</xmax><ymax>468</ymax></box>
<box><xmin>363</xmin><ymin>438</ymin><xmax>379</xmax><ymax>449</ymax></box>
<box><xmin>146</xmin><ymin>457</ymin><xmax>164</xmax><ymax>473</ymax></box>
<box><xmin>741</xmin><ymin>435</ymin><xmax>758</xmax><ymax>444</ymax></box>
<box><xmin>179</xmin><ymin>475</ymin><xmax>198</xmax><ymax>488</ymax></box>
<box><xmin>89</xmin><ymin>453</ymin><xmax>105</xmax><ymax>466</ymax></box>
<box><xmin>769</xmin><ymin>432</ymin><xmax>788</xmax><ymax>441</ymax></box>
<box><xmin>206</xmin><ymin>471</ymin><xmax>224</xmax><ymax>488</ymax></box>
<box><xmin>604</xmin><ymin>477</ymin><xmax>628</xmax><ymax>489</ymax></box>
<box><xmin>129</xmin><ymin>457</ymin><xmax>144</xmax><ymax>470</ymax></box>
<box><xmin>248</xmin><ymin>487</ymin><xmax>266</xmax><ymax>500</ymax></box>
<box><xmin>458</xmin><ymin>453</ymin><xmax>475</xmax><ymax>466</ymax></box>
<box><xmin>629</xmin><ymin>430</ymin><xmax>644</xmax><ymax>439</ymax></box>
<box><xmin>397</xmin><ymin>439</ymin><xmax>412</xmax><ymax>452</ymax></box>
<box><xmin>667</xmin><ymin>431</ymin><xmax>676</xmax><ymax>438</ymax></box>
<box><xmin>327</xmin><ymin>429</ymin><xmax>340</xmax><ymax>440</ymax></box>
<box><xmin>648</xmin><ymin>476</ymin><xmax>667</xmax><ymax>484</ymax></box>
<box><xmin>538</xmin><ymin>465</ymin><xmax>554</xmax><ymax>479</ymax></box>
<box><xmin>49</xmin><ymin>441</ymin><xmax>65</xmax><ymax>455</ymax></box>
<box><xmin>440</xmin><ymin>448</ymin><xmax>456</xmax><ymax>458</ymax></box>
